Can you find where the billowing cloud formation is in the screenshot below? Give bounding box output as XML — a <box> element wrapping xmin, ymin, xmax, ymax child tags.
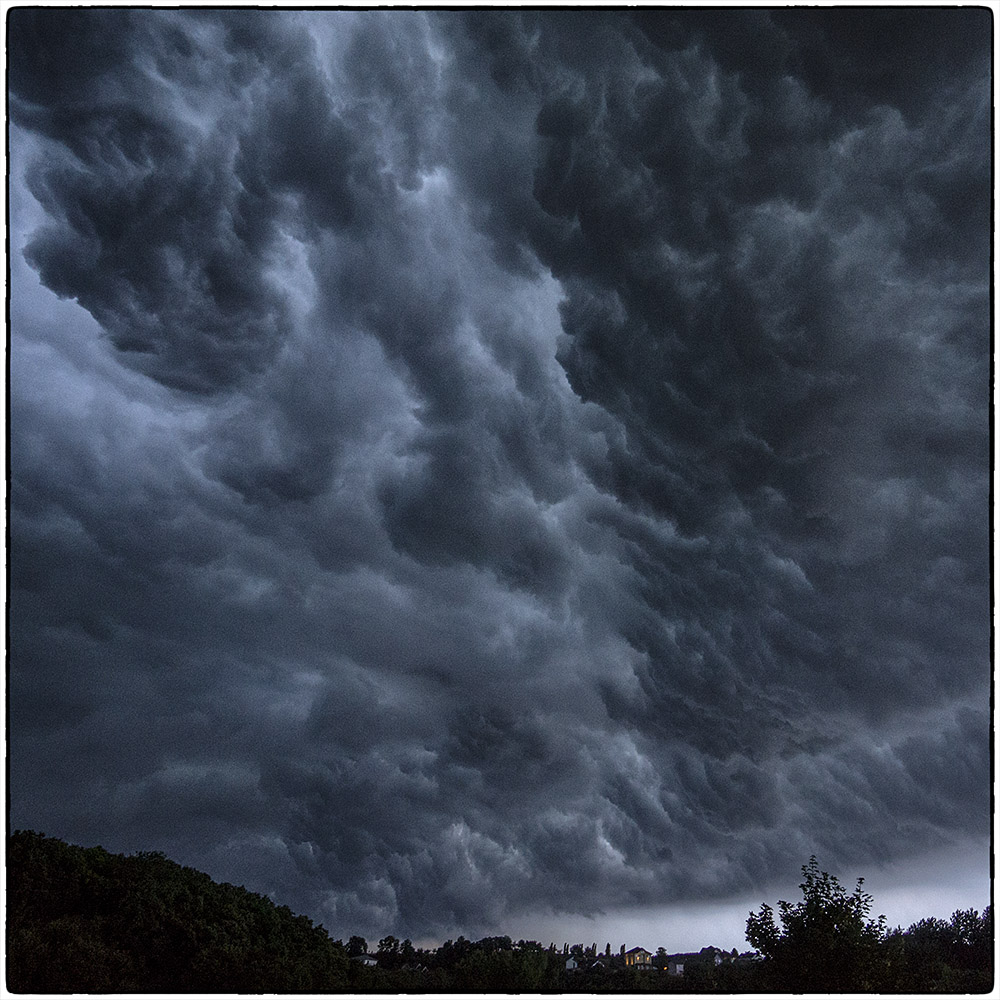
<box><xmin>9</xmin><ymin>9</ymin><xmax>990</xmax><ymax>940</ymax></box>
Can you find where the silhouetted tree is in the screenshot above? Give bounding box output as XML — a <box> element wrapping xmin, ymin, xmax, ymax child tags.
<box><xmin>346</xmin><ymin>935</ymin><xmax>368</xmax><ymax>957</ymax></box>
<box><xmin>746</xmin><ymin>856</ymin><xmax>889</xmax><ymax>991</ymax></box>
<box><xmin>887</xmin><ymin>906</ymin><xmax>993</xmax><ymax>992</ymax></box>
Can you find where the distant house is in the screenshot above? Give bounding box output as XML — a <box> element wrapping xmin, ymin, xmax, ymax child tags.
<box><xmin>667</xmin><ymin>960</ymin><xmax>684</xmax><ymax>976</ymax></box>
<box><xmin>624</xmin><ymin>946</ymin><xmax>653</xmax><ymax>969</ymax></box>
<box><xmin>565</xmin><ymin>957</ymin><xmax>579</xmax><ymax>971</ymax></box>
<box><xmin>351</xmin><ymin>954</ymin><xmax>377</xmax><ymax>967</ymax></box>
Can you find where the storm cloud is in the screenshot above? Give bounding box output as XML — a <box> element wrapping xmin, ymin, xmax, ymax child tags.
<box><xmin>9</xmin><ymin>9</ymin><xmax>990</xmax><ymax>942</ymax></box>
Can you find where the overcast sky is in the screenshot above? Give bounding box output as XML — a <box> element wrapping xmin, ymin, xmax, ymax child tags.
<box><xmin>8</xmin><ymin>8</ymin><xmax>991</xmax><ymax>953</ymax></box>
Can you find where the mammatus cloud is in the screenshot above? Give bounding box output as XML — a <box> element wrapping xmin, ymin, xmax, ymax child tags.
<box><xmin>9</xmin><ymin>9</ymin><xmax>990</xmax><ymax>940</ymax></box>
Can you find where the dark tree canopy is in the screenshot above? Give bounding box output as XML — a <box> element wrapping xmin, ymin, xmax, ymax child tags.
<box><xmin>746</xmin><ymin>856</ymin><xmax>889</xmax><ymax>991</ymax></box>
<box><xmin>886</xmin><ymin>906</ymin><xmax>994</xmax><ymax>993</ymax></box>
<box><xmin>6</xmin><ymin>836</ymin><xmax>992</xmax><ymax>994</ymax></box>
<box><xmin>746</xmin><ymin>856</ymin><xmax>993</xmax><ymax>994</ymax></box>
<box><xmin>7</xmin><ymin>830</ymin><xmax>350</xmax><ymax>993</ymax></box>
<box><xmin>346</xmin><ymin>934</ymin><xmax>368</xmax><ymax>957</ymax></box>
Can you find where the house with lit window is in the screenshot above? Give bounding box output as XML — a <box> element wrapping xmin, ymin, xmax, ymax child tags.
<box><xmin>623</xmin><ymin>946</ymin><xmax>653</xmax><ymax>969</ymax></box>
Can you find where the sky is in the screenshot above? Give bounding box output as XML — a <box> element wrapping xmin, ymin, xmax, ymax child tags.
<box><xmin>7</xmin><ymin>7</ymin><xmax>992</xmax><ymax>954</ymax></box>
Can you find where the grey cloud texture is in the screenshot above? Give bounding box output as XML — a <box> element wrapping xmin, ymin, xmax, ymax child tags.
<box><xmin>9</xmin><ymin>9</ymin><xmax>990</xmax><ymax>940</ymax></box>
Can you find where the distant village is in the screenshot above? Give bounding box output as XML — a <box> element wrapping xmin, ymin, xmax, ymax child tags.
<box><xmin>565</xmin><ymin>942</ymin><xmax>759</xmax><ymax>976</ymax></box>
<box><xmin>350</xmin><ymin>939</ymin><xmax>761</xmax><ymax>978</ymax></box>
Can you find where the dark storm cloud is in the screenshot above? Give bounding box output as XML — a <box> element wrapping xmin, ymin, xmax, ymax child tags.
<box><xmin>9</xmin><ymin>9</ymin><xmax>378</xmax><ymax>393</ymax></box>
<box><xmin>9</xmin><ymin>8</ymin><xmax>990</xmax><ymax>941</ymax></box>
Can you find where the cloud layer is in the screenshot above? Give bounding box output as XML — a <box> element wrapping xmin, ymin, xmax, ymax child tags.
<box><xmin>9</xmin><ymin>9</ymin><xmax>991</xmax><ymax>940</ymax></box>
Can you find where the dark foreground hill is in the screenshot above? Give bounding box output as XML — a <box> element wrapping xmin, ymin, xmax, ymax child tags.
<box><xmin>7</xmin><ymin>830</ymin><xmax>352</xmax><ymax>992</ymax></box>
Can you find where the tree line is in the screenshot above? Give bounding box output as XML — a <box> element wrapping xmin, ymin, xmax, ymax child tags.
<box><xmin>6</xmin><ymin>832</ymin><xmax>993</xmax><ymax>993</ymax></box>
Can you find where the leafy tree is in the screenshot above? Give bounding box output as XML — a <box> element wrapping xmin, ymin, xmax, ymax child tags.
<box><xmin>346</xmin><ymin>934</ymin><xmax>368</xmax><ymax>957</ymax></box>
<box><xmin>683</xmin><ymin>959</ymin><xmax>719</xmax><ymax>990</ymax></box>
<box><xmin>746</xmin><ymin>856</ymin><xmax>889</xmax><ymax>991</ymax></box>
<box><xmin>889</xmin><ymin>906</ymin><xmax>993</xmax><ymax>992</ymax></box>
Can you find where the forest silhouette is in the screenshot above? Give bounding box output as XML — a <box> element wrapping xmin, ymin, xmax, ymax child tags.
<box><xmin>6</xmin><ymin>831</ymin><xmax>992</xmax><ymax>993</ymax></box>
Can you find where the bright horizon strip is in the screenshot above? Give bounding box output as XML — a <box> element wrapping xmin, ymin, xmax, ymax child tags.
<box><xmin>409</xmin><ymin>838</ymin><xmax>991</xmax><ymax>954</ymax></box>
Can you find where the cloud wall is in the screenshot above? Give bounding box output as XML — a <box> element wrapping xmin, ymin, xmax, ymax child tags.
<box><xmin>9</xmin><ymin>9</ymin><xmax>990</xmax><ymax>940</ymax></box>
